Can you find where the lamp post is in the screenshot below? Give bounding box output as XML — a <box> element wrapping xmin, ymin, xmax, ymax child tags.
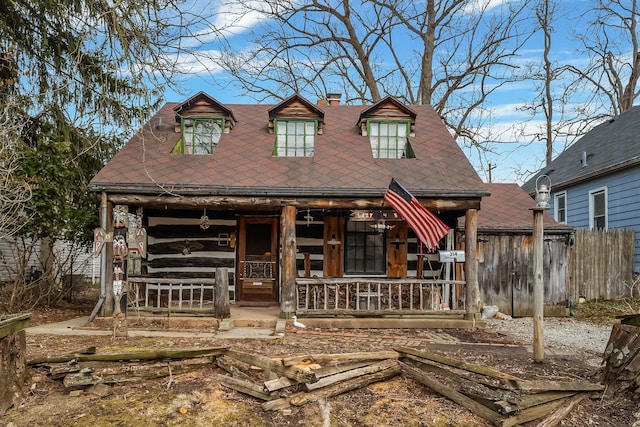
<box><xmin>532</xmin><ymin>175</ymin><xmax>551</xmax><ymax>363</ymax></box>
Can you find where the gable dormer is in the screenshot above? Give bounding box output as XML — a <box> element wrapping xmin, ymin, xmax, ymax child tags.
<box><xmin>172</xmin><ymin>92</ymin><xmax>237</xmax><ymax>155</ymax></box>
<box><xmin>268</xmin><ymin>94</ymin><xmax>325</xmax><ymax>157</ymax></box>
<box><xmin>357</xmin><ymin>96</ymin><xmax>417</xmax><ymax>159</ymax></box>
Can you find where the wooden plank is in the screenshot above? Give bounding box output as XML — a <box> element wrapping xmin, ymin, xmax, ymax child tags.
<box><xmin>0</xmin><ymin>314</ymin><xmax>31</xmax><ymax>339</ymax></box>
<box><xmin>536</xmin><ymin>393</ymin><xmax>589</xmax><ymax>427</ymax></box>
<box><xmin>281</xmin><ymin>351</ymin><xmax>399</xmax><ymax>367</ymax></box>
<box><xmin>399</xmin><ymin>361</ymin><xmax>501</xmax><ymax>425</ymax></box>
<box><xmin>512</xmin><ymin>379</ymin><xmax>604</xmax><ymax>393</ymax></box>
<box><xmin>28</xmin><ymin>347</ymin><xmax>228</xmax><ymax>366</ymax></box>
<box><xmin>216</xmin><ymin>374</ymin><xmax>275</xmax><ymax>401</ymax></box>
<box><xmin>290</xmin><ymin>361</ymin><xmax>401</xmax><ymax>407</ymax></box>
<box><xmin>215</xmin><ymin>356</ymin><xmax>257</xmax><ymax>384</ymax></box>
<box><xmin>225</xmin><ymin>349</ymin><xmax>318</xmax><ymax>384</ymax></box>
<box><xmin>108</xmin><ymin>194</ymin><xmax>482</xmax><ymax>211</ymax></box>
<box><xmin>263</xmin><ymin>377</ymin><xmax>298</xmax><ymax>393</ymax></box>
<box><xmin>396</xmin><ymin>346</ymin><xmax>522</xmax><ymax>381</ymax></box>
<box><xmin>494</xmin><ymin>391</ymin><xmax>577</xmax><ymax>414</ymax></box>
<box><xmin>498</xmin><ymin>396</ymin><xmax>571</xmax><ymax>427</ymax></box>
<box><xmin>305</xmin><ymin>359</ymin><xmax>398</xmax><ymax>391</ymax></box>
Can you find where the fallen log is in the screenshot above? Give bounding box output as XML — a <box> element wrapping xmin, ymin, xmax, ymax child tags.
<box><xmin>28</xmin><ymin>347</ymin><xmax>228</xmax><ymax>366</ymax></box>
<box><xmin>399</xmin><ymin>361</ymin><xmax>502</xmax><ymax>425</ymax></box>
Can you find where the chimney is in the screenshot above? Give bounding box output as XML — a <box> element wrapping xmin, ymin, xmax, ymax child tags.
<box><xmin>327</xmin><ymin>93</ymin><xmax>342</xmax><ymax>106</ymax></box>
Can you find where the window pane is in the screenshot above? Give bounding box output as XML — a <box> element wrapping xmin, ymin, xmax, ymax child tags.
<box><xmin>593</xmin><ymin>192</ymin><xmax>604</xmax><ymax>215</ymax></box>
<box><xmin>345</xmin><ymin>221</ymin><xmax>386</xmax><ymax>275</ymax></box>
<box><xmin>275</xmin><ymin>120</ymin><xmax>315</xmax><ymax>157</ymax></box>
<box><xmin>368</xmin><ymin>120</ymin><xmax>413</xmax><ymax>159</ymax></box>
<box><xmin>182</xmin><ymin>117</ymin><xmax>223</xmax><ymax>155</ymax></box>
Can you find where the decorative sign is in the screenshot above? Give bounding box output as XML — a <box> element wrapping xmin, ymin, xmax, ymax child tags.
<box><xmin>93</xmin><ymin>227</ymin><xmax>112</xmax><ymax>257</ymax></box>
<box><xmin>351</xmin><ymin>209</ymin><xmax>402</xmax><ymax>221</ymax></box>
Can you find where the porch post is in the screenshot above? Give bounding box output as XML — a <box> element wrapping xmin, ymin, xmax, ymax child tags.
<box><xmin>280</xmin><ymin>205</ymin><xmax>297</xmax><ymax>316</ymax></box>
<box><xmin>464</xmin><ymin>208</ymin><xmax>480</xmax><ymax>318</ymax></box>
<box><xmin>101</xmin><ymin>194</ymin><xmax>115</xmax><ymax>317</ymax></box>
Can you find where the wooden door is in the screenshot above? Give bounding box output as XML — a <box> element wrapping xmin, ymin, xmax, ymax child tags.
<box><xmin>237</xmin><ymin>217</ymin><xmax>278</xmax><ymax>304</ymax></box>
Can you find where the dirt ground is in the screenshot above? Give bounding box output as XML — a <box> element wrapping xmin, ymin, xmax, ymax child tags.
<box><xmin>3</xmin><ymin>291</ymin><xmax>640</xmax><ymax>427</ymax></box>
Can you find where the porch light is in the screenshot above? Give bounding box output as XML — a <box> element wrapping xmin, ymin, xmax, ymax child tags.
<box><xmin>535</xmin><ymin>175</ymin><xmax>551</xmax><ymax>209</ymax></box>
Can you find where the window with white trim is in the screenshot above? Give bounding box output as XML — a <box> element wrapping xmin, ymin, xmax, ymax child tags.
<box><xmin>368</xmin><ymin>120</ymin><xmax>414</xmax><ymax>159</ymax></box>
<box><xmin>554</xmin><ymin>191</ymin><xmax>567</xmax><ymax>224</ymax></box>
<box><xmin>589</xmin><ymin>188</ymin><xmax>607</xmax><ymax>230</ymax></box>
<box><xmin>274</xmin><ymin>119</ymin><xmax>316</xmax><ymax>157</ymax></box>
<box><xmin>177</xmin><ymin>117</ymin><xmax>224</xmax><ymax>154</ymax></box>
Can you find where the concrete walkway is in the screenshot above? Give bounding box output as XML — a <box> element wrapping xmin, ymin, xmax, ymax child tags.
<box><xmin>26</xmin><ymin>305</ymin><xmax>284</xmax><ymax>339</ymax></box>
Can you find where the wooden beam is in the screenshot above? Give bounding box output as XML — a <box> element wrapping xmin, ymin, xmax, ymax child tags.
<box><xmin>399</xmin><ymin>361</ymin><xmax>502</xmax><ymax>425</ymax></box>
<box><xmin>533</xmin><ymin>208</ymin><xmax>545</xmax><ymax>363</ymax></box>
<box><xmin>106</xmin><ymin>194</ymin><xmax>481</xmax><ymax>211</ymax></box>
<box><xmin>0</xmin><ymin>314</ymin><xmax>30</xmax><ymax>339</ymax></box>
<box><xmin>464</xmin><ymin>208</ymin><xmax>479</xmax><ymax>316</ymax></box>
<box><xmin>280</xmin><ymin>205</ymin><xmax>297</xmax><ymax>314</ymax></box>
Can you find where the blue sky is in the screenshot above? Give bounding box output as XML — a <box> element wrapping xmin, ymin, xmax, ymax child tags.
<box><xmin>159</xmin><ymin>0</ymin><xmax>628</xmax><ymax>185</ymax></box>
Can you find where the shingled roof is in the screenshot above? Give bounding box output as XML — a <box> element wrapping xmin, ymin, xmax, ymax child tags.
<box><xmin>523</xmin><ymin>105</ymin><xmax>640</xmax><ymax>194</ymax></box>
<box><xmin>460</xmin><ymin>183</ymin><xmax>573</xmax><ymax>233</ymax></box>
<box><xmin>90</xmin><ymin>96</ymin><xmax>487</xmax><ymax>199</ymax></box>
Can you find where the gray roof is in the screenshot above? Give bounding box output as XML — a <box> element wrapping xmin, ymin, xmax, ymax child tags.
<box><xmin>522</xmin><ymin>105</ymin><xmax>640</xmax><ymax>193</ymax></box>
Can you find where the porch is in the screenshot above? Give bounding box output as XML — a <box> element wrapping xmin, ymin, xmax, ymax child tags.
<box><xmin>123</xmin><ymin>276</ymin><xmax>469</xmax><ymax>325</ymax></box>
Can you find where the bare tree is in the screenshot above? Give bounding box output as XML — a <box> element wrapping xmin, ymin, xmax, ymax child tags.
<box><xmin>215</xmin><ymin>0</ymin><xmax>533</xmax><ymax>153</ymax></box>
<box><xmin>566</xmin><ymin>0</ymin><xmax>640</xmax><ymax>117</ymax></box>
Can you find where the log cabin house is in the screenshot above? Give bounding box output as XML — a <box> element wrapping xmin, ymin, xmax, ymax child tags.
<box><xmin>89</xmin><ymin>92</ymin><xmax>489</xmax><ymax>320</ymax></box>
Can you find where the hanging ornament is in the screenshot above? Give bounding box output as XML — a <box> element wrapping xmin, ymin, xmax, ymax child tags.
<box><xmin>200</xmin><ymin>208</ymin><xmax>210</xmax><ymax>230</ymax></box>
<box><xmin>304</xmin><ymin>209</ymin><xmax>314</xmax><ymax>227</ymax></box>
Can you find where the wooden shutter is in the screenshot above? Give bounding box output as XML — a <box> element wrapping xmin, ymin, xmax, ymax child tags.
<box><xmin>386</xmin><ymin>221</ymin><xmax>408</xmax><ymax>278</ymax></box>
<box><xmin>323</xmin><ymin>216</ymin><xmax>344</xmax><ymax>277</ymax></box>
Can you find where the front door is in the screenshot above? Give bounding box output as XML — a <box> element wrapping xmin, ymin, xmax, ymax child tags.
<box><xmin>237</xmin><ymin>216</ymin><xmax>278</xmax><ymax>304</ymax></box>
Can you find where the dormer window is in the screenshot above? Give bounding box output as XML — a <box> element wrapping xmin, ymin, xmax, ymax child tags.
<box><xmin>171</xmin><ymin>92</ymin><xmax>236</xmax><ymax>155</ymax></box>
<box><xmin>368</xmin><ymin>120</ymin><xmax>414</xmax><ymax>159</ymax></box>
<box><xmin>174</xmin><ymin>117</ymin><xmax>224</xmax><ymax>155</ymax></box>
<box><xmin>274</xmin><ymin>119</ymin><xmax>316</xmax><ymax>157</ymax></box>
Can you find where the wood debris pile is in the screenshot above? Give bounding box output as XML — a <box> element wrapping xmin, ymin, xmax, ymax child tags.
<box><xmin>28</xmin><ymin>345</ymin><xmax>605</xmax><ymax>426</ymax></box>
<box><xmin>602</xmin><ymin>317</ymin><xmax>640</xmax><ymax>398</ymax></box>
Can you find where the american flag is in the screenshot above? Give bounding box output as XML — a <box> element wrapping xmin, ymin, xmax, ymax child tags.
<box><xmin>384</xmin><ymin>178</ymin><xmax>450</xmax><ymax>250</ymax></box>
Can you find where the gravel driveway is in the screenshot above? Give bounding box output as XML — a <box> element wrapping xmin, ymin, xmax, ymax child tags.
<box><xmin>483</xmin><ymin>316</ymin><xmax>613</xmax><ymax>366</ymax></box>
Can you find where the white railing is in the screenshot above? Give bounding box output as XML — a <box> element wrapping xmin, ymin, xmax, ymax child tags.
<box><xmin>127</xmin><ymin>277</ymin><xmax>217</xmax><ymax>311</ymax></box>
<box><xmin>296</xmin><ymin>278</ymin><xmax>466</xmax><ymax>313</ymax></box>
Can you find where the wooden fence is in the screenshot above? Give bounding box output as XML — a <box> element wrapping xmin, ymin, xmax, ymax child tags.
<box><xmin>569</xmin><ymin>228</ymin><xmax>636</xmax><ymax>300</ymax></box>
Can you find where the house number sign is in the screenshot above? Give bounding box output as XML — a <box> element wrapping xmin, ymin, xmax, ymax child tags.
<box><xmin>351</xmin><ymin>209</ymin><xmax>402</xmax><ymax>221</ymax></box>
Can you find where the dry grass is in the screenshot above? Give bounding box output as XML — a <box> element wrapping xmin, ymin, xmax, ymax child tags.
<box><xmin>575</xmin><ymin>298</ymin><xmax>640</xmax><ymax>325</ymax></box>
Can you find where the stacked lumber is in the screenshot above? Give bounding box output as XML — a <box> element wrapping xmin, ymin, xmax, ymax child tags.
<box><xmin>602</xmin><ymin>319</ymin><xmax>640</xmax><ymax>398</ymax></box>
<box><xmin>28</xmin><ymin>347</ymin><xmax>229</xmax><ymax>389</ymax></box>
<box><xmin>27</xmin><ymin>345</ymin><xmax>604</xmax><ymax>425</ymax></box>
<box><xmin>395</xmin><ymin>347</ymin><xmax>603</xmax><ymax>427</ymax></box>
<box><xmin>215</xmin><ymin>349</ymin><xmax>401</xmax><ymax>410</ymax></box>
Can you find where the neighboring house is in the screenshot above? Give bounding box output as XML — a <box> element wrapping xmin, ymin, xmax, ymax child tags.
<box><xmin>523</xmin><ymin>106</ymin><xmax>640</xmax><ymax>276</ymax></box>
<box><xmin>89</xmin><ymin>92</ymin><xmax>488</xmax><ymax>318</ymax></box>
<box><xmin>0</xmin><ymin>238</ymin><xmax>97</xmax><ymax>284</ymax></box>
<box><xmin>458</xmin><ymin>183</ymin><xmax>574</xmax><ymax>316</ymax></box>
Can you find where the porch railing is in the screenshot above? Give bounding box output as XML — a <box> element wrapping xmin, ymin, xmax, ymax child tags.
<box><xmin>296</xmin><ymin>278</ymin><xmax>466</xmax><ymax>315</ymax></box>
<box><xmin>127</xmin><ymin>277</ymin><xmax>218</xmax><ymax>312</ymax></box>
